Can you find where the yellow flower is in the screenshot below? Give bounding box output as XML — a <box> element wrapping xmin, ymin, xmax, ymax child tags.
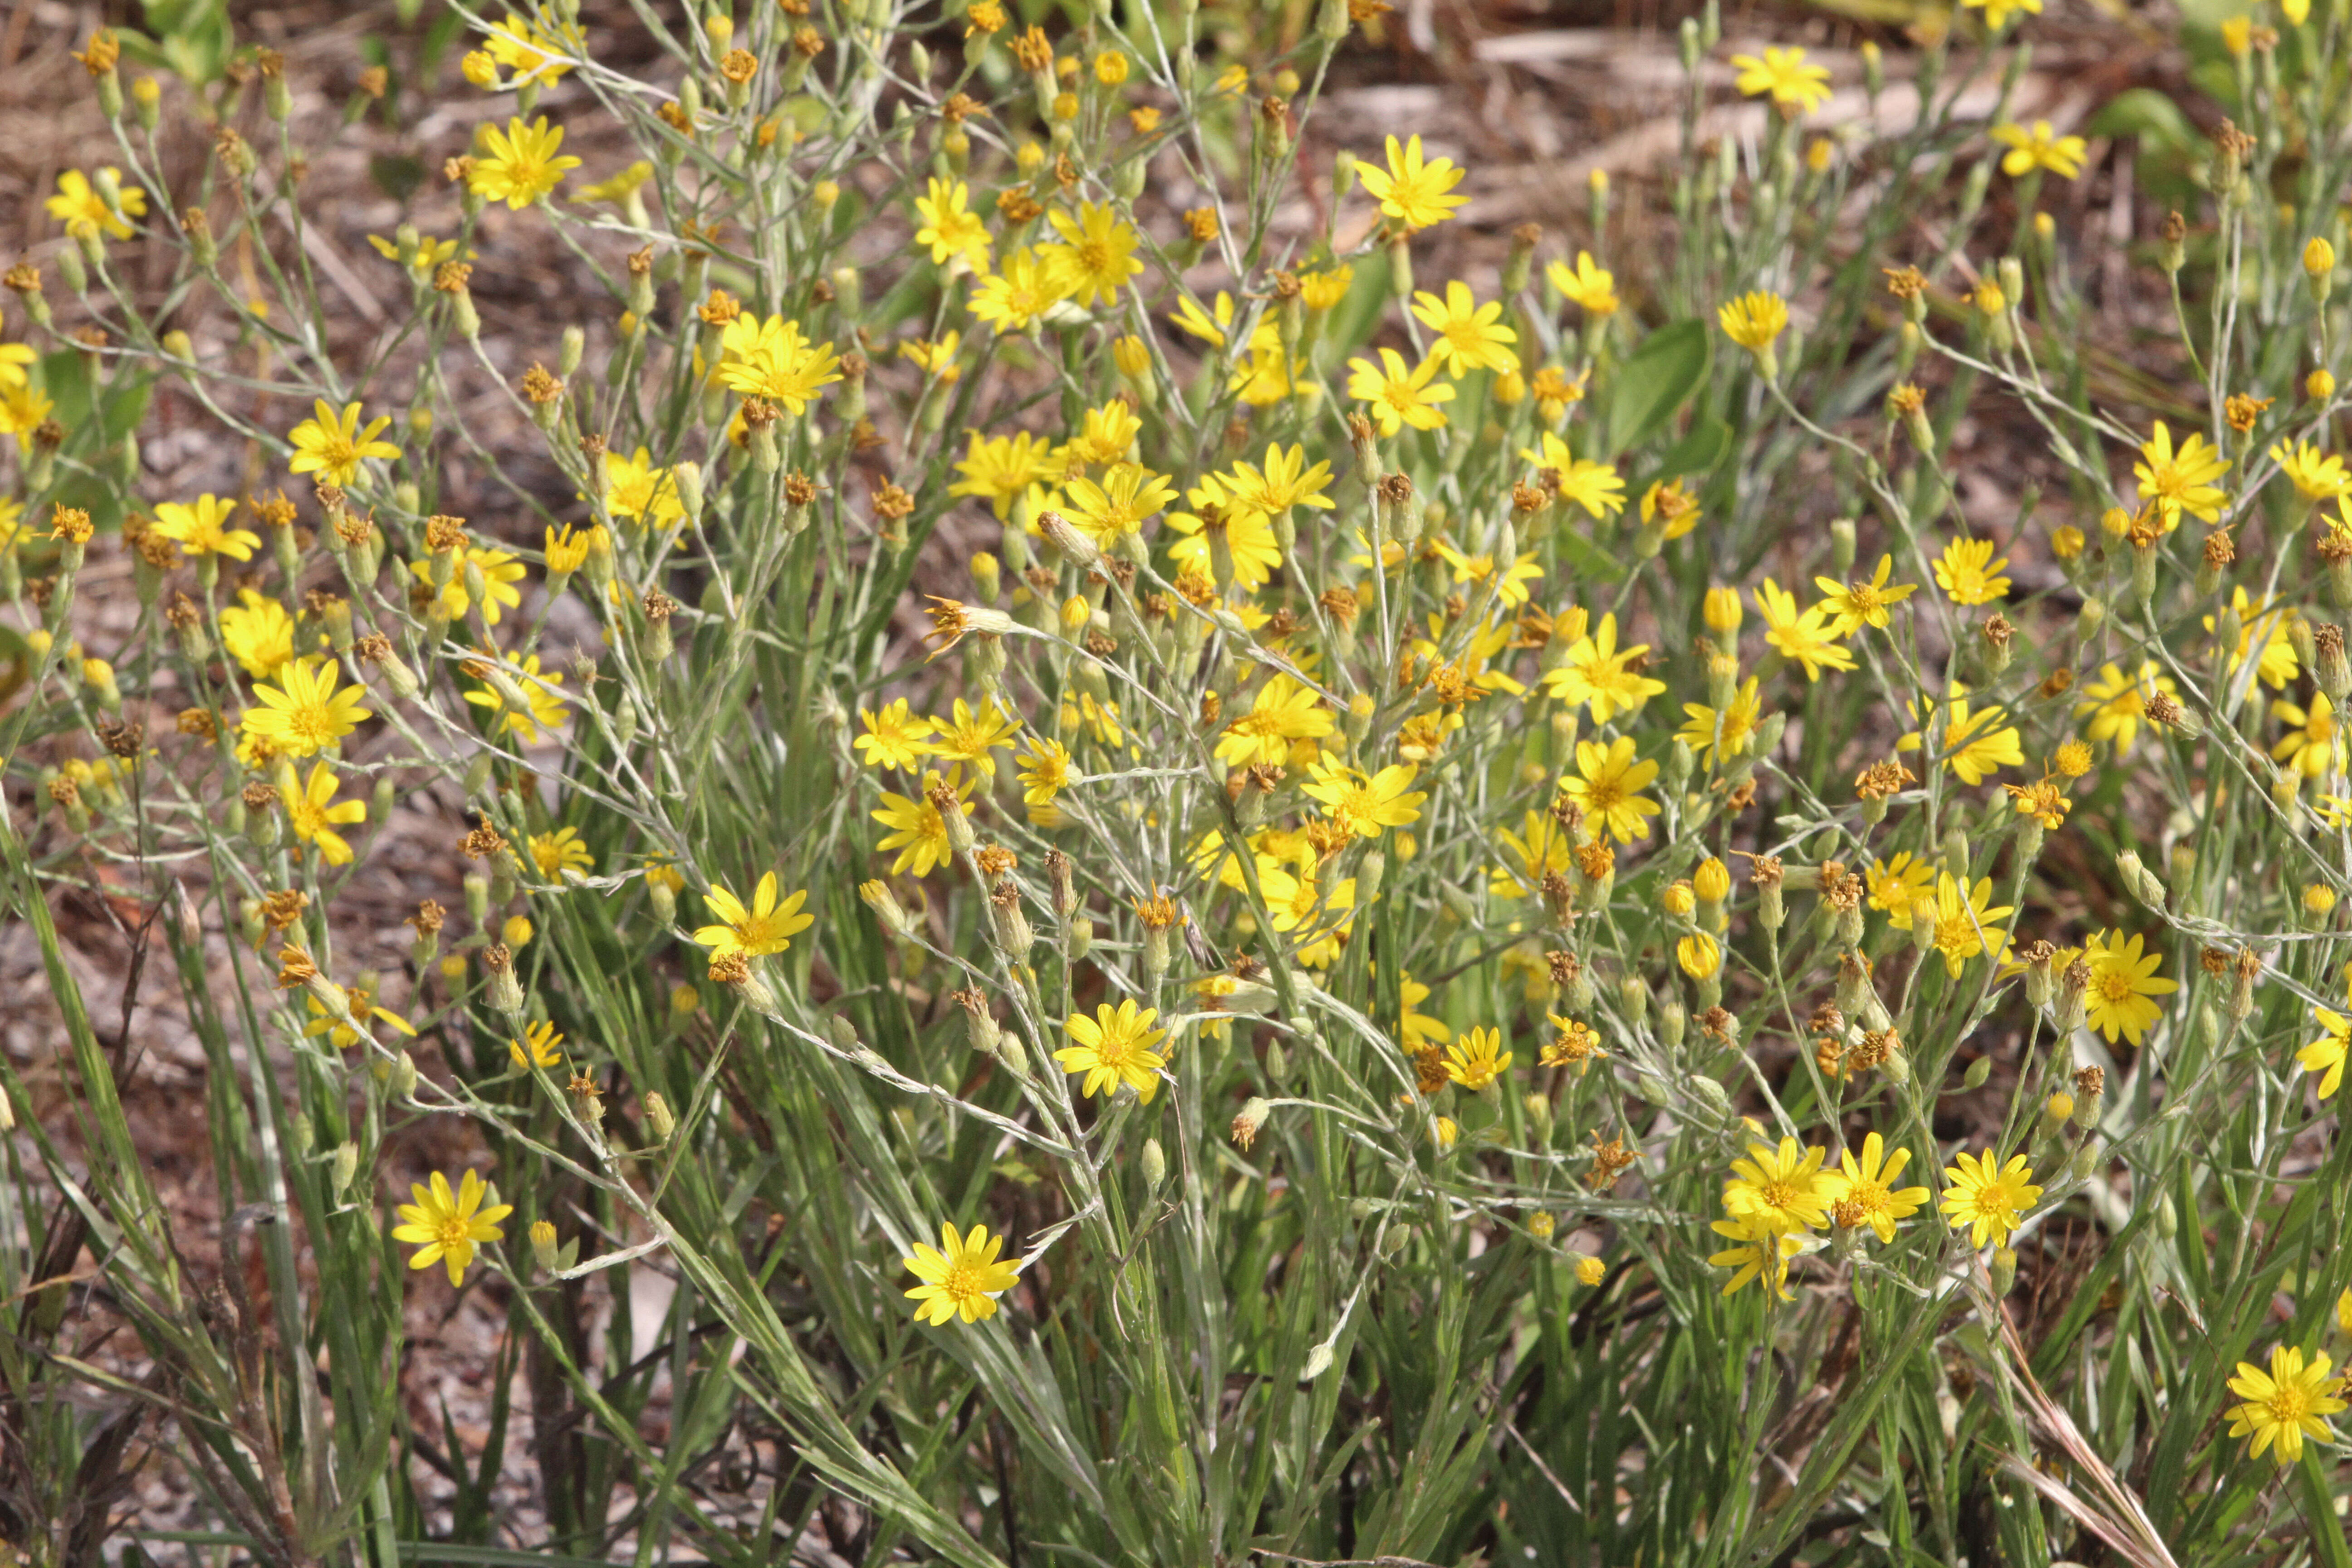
<box><xmin>2134</xmin><ymin>420</ymin><xmax>2231</xmax><ymax>528</ymax></box>
<box><xmin>1677</xmin><ymin>932</ymin><xmax>1721</xmax><ymax>979</ymax></box>
<box><xmin>1063</xmin><ymin>461</ymin><xmax>1177</xmax><ymax>543</ymax></box>
<box><xmin>1302</xmin><ymin>759</ymin><xmax>1425</xmax><ymax>838</ymax></box>
<box><xmin>603</xmin><ymin>446</ymin><xmax>685</xmax><ymax>527</ymax></box>
<box><xmin>1932</xmin><ymin>536</ymin><xmax>2012</xmax><ymax>604</ymax></box>
<box><xmin>1961</xmin><ymin>0</ymin><xmax>2042</xmax><ymax>31</ymax></box>
<box><xmin>463</xmin><ymin>652</ymin><xmax>567</xmax><ymax>741</ymax></box>
<box><xmin>1057</xmin><ymin>999</ymin><xmax>1168</xmax><ymax>1102</ymax></box>
<box><xmin>1489</xmin><ymin>808</ymin><xmax>1573</xmax><ymax>898</ymax></box>
<box><xmin>2300</xmin><ymin>1008</ymin><xmax>2349</xmax><ymax>1099</ymax></box>
<box><xmin>484</xmin><ymin>11</ymin><xmax>578</xmax><ymax>83</ymax></box>
<box><xmin>152</xmin><ymin>495</ymin><xmax>260</xmax><ymax>561</ymax></box>
<box><xmin>46</xmin><ymin>168</ymin><xmax>146</xmax><ymax>240</ymax></box>
<box><xmin>1989</xmin><ymin>121</ymin><xmax>2086</xmax><ymax>179</ymax></box>
<box><xmin>1016</xmin><ymin>737</ymin><xmax>1073</xmax><ymax>805</ymax></box>
<box><xmin>1519</xmin><ymin>432</ymin><xmax>1626</xmax><ymax>518</ymax></box>
<box><xmin>913</xmin><ymin>177</ymin><xmax>990</xmax><ymax>270</ymax></box>
<box><xmin>1542</xmin><ymin>612</ymin><xmax>1664</xmax><ymax>723</ymax></box>
<box><xmin>872</xmin><ymin>771</ymin><xmax>975</xmax><ymax>877</ymax></box>
<box><xmin>1729</xmin><ymin>46</ymin><xmax>1832</xmax><ymax>113</ymax></box>
<box><xmin>467</xmin><ymin>116</ymin><xmax>582</xmax><ymax>208</ymax></box>
<box><xmin>1900</xmin><ymin>685</ymin><xmax>2023</xmax><ymax>784</ymax></box>
<box><xmin>691</xmin><ymin>871</ymin><xmax>815</xmax><ymax>960</ymax></box>
<box><xmin>1707</xmin><ymin>1214</ymin><xmax>1803</xmax><ymax>1299</ymax></box>
<box><xmin>1443</xmin><ymin>1025</ymin><xmax>1512</xmax><ymax>1090</ymax></box>
<box><xmin>2075</xmin><ymin>660</ymin><xmax>2177</xmax><ymax>754</ymax></box>
<box><xmin>1039</xmin><ymin>201</ymin><xmax>1144</xmax><ymax>308</ymax></box>
<box><xmin>1559</xmin><ymin>735</ymin><xmax>1660</xmax><ymax>844</ymax></box>
<box><xmin>928</xmin><ymin>697</ymin><xmax>1022</xmax><ymax>777</ymax></box>
<box><xmin>1223</xmin><ymin>443</ymin><xmax>1336</xmax><ymax>520</ymax></box>
<box><xmin>1716</xmin><ymin>290</ymin><xmax>1791</xmax><ymax>351</ymax></box>
<box><xmin>1298</xmin><ymin>265</ymin><xmax>1354</xmax><ymax>310</ymax></box>
<box><xmin>2273</xmin><ymin>690</ymin><xmax>2347</xmax><ymax>781</ymax></box>
<box><xmin>903</xmin><ymin>1221</ymin><xmax>1023</xmax><ymax>1326</ymax></box>
<box><xmin>0</xmin><ymin>343</ymin><xmax>32</xmax><ymax>394</ymax></box>
<box><xmin>1355</xmin><ymin>133</ymin><xmax>1466</xmax><ymax>231</ymax></box>
<box><xmin>1866</xmin><ymin>853</ymin><xmax>1936</xmax><ymax>930</ymax></box>
<box><xmin>510</xmin><ymin>1020</ymin><xmax>564</xmax><ymax>1070</ymax></box>
<box><xmin>1755</xmin><ymin>578</ymin><xmax>1856</xmax><ymax>680</ymax></box>
<box><xmin>1927</xmin><ymin>872</ymin><xmax>2012</xmax><ymax>977</ymax></box>
<box><xmin>2225</xmin><ymin>1345</ymin><xmax>2346</xmax><ymax>1463</ymax></box>
<box><xmin>1345</xmin><ymin>347</ymin><xmax>1454</xmax><ymax>435</ymax></box>
<box><xmin>1678</xmin><ymin>677</ymin><xmax>1761</xmax><ymax>763</ymax></box>
<box><xmin>391</xmin><ymin>1170</ymin><xmax>513</xmax><ymax>1287</ymax></box>
<box><xmin>2270</xmin><ymin>439</ymin><xmax>2350</xmax><ymax>501</ymax></box>
<box><xmin>1548</xmin><ymin>251</ymin><xmax>1618</xmax><ymax>315</ymax></box>
<box><xmin>1409</xmin><ymin>281</ymin><xmax>1521</xmax><ymax>378</ymax></box>
<box><xmin>366</xmin><ymin>232</ymin><xmax>468</xmax><ymax>272</ymax></box>
<box><xmin>1822</xmin><ymin>1133</ymin><xmax>1930</xmax><ymax>1244</ymax></box>
<box><xmin>2206</xmin><ymin>588</ymin><xmax>2298</xmax><ymax>690</ymax></box>
<box><xmin>1813</xmin><ymin>554</ymin><xmax>1916</xmax><ymax>636</ymax></box>
<box><xmin>240</xmin><ymin>657</ymin><xmax>371</xmax><ymax>759</ymax></box>
<box><xmin>856</xmin><ymin>698</ymin><xmax>936</xmax><ymax>769</ymax></box>
<box><xmin>1216</xmin><ymin>674</ymin><xmax>1333</xmax><ymax>766</ymax></box>
<box><xmin>286</xmin><ymin>762</ymin><xmax>367</xmax><ymax>866</ymax></box>
<box><xmin>2080</xmin><ymin>929</ymin><xmax>2176</xmax><ymax>1046</ymax></box>
<box><xmin>529</xmin><ymin>827</ymin><xmax>594</xmax><ymax>880</ymax></box>
<box><xmin>950</xmin><ymin>430</ymin><xmax>1063</xmax><ymax>519</ymax></box>
<box><xmin>219</xmin><ymin>589</ymin><xmax>297</xmax><ymax>679</ymax></box>
<box><xmin>715</xmin><ymin>315</ymin><xmax>843</xmax><ymax>413</ymax></box>
<box><xmin>304</xmin><ymin>982</ymin><xmax>416</xmax><ymax>1051</ymax></box>
<box><xmin>412</xmin><ymin>546</ymin><xmax>528</xmax><ymax>624</ymax></box>
<box><xmin>1724</xmin><ymin>1137</ymin><xmax>1832</xmax><ymax>1232</ymax></box>
<box><xmin>969</xmin><ymin>246</ymin><xmax>1073</xmax><ymax>334</ymax></box>
<box><xmin>1939</xmin><ymin>1149</ymin><xmax>2041</xmax><ymax>1247</ymax></box>
<box><xmin>288</xmin><ymin>400</ymin><xmax>400</xmax><ymax>487</ymax></box>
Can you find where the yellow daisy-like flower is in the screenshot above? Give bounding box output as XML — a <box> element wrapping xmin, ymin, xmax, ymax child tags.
<box><xmin>1016</xmin><ymin>737</ymin><xmax>1073</xmax><ymax>805</ymax></box>
<box><xmin>2271</xmin><ymin>439</ymin><xmax>2350</xmax><ymax>502</ymax></box>
<box><xmin>1548</xmin><ymin>251</ymin><xmax>1618</xmax><ymax>315</ymax></box>
<box><xmin>855</xmin><ymin>698</ymin><xmax>936</xmax><ymax>769</ymax></box>
<box><xmin>1989</xmin><ymin>120</ymin><xmax>2085</xmax><ymax>179</ymax></box>
<box><xmin>1355</xmin><ymin>133</ymin><xmax>1466</xmax><ymax>231</ymax></box>
<box><xmin>510</xmin><ymin>1019</ymin><xmax>565</xmax><ymax>1070</ymax></box>
<box><xmin>1729</xmin><ymin>46</ymin><xmax>1832</xmax><ymax>114</ymax></box>
<box><xmin>529</xmin><ymin>827</ymin><xmax>594</xmax><ymax>881</ymax></box>
<box><xmin>691</xmin><ymin>872</ymin><xmax>815</xmax><ymax>960</ymax></box>
<box><xmin>913</xmin><ymin>177</ymin><xmax>990</xmax><ymax>270</ymax></box>
<box><xmin>715</xmin><ymin>315</ymin><xmax>843</xmax><ymax>414</ymax></box>
<box><xmin>390</xmin><ymin>1170</ymin><xmax>514</xmax><ymax>1287</ymax></box>
<box><xmin>1519</xmin><ymin>432</ymin><xmax>1626</xmax><ymax>519</ymax></box>
<box><xmin>2081</xmin><ymin>929</ymin><xmax>2177</xmax><ymax>1046</ymax></box>
<box><xmin>1559</xmin><ymin>735</ymin><xmax>1660</xmax><ymax>844</ymax></box>
<box><xmin>1899</xmin><ymin>685</ymin><xmax>2024</xmax><ymax>785</ymax></box>
<box><xmin>412</xmin><ymin>546</ymin><xmax>528</xmax><ymax>625</ymax></box>
<box><xmin>1223</xmin><ymin>443</ymin><xmax>1336</xmax><ymax>521</ymax></box>
<box><xmin>1056</xmin><ymin>999</ymin><xmax>1168</xmax><ymax>1102</ymax></box>
<box><xmin>928</xmin><ymin>697</ymin><xmax>1022</xmax><ymax>777</ymax></box>
<box><xmin>2272</xmin><ymin>690</ymin><xmax>2346</xmax><ymax>781</ymax></box>
<box><xmin>1961</xmin><ymin>0</ymin><xmax>2042</xmax><ymax>33</ymax></box>
<box><xmin>1723</xmin><ymin>1137</ymin><xmax>1832</xmax><ymax>1233</ymax></box>
<box><xmin>1938</xmin><ymin>1149</ymin><xmax>2041</xmax><ymax>1247</ymax></box>
<box><xmin>286</xmin><ymin>762</ymin><xmax>367</xmax><ymax>866</ymax></box>
<box><xmin>1932</xmin><ymin>537</ymin><xmax>2011</xmax><ymax>604</ymax></box>
<box><xmin>2134</xmin><ymin>420</ymin><xmax>2231</xmax><ymax>529</ymax></box>
<box><xmin>220</xmin><ymin>589</ymin><xmax>297</xmax><ymax>680</ymax></box>
<box><xmin>872</xmin><ymin>771</ymin><xmax>976</xmax><ymax>877</ymax></box>
<box><xmin>1063</xmin><ymin>461</ymin><xmax>1177</xmax><ymax>543</ymax></box>
<box><xmin>1927</xmin><ymin>872</ymin><xmax>2012</xmax><ymax>978</ymax></box>
<box><xmin>1678</xmin><ymin>677</ymin><xmax>1761</xmax><ymax>763</ymax></box>
<box><xmin>463</xmin><ymin>652</ymin><xmax>568</xmax><ymax>742</ymax></box>
<box><xmin>1813</xmin><ymin>554</ymin><xmax>1916</xmax><ymax>636</ymax></box>
<box><xmin>287</xmin><ymin>400</ymin><xmax>400</xmax><ymax>488</ymax></box>
<box><xmin>1215</xmin><ymin>674</ymin><xmax>1333</xmax><ymax>767</ymax></box>
<box><xmin>1821</xmin><ymin>1133</ymin><xmax>1930</xmax><ymax>1244</ymax></box>
<box><xmin>1708</xmin><ymin>1214</ymin><xmax>1803</xmax><ymax>1300</ymax></box>
<box><xmin>1409</xmin><ymin>281</ymin><xmax>1521</xmax><ymax>378</ymax></box>
<box><xmin>1866</xmin><ymin>852</ymin><xmax>1936</xmax><ymax>930</ymax></box>
<box><xmin>949</xmin><ymin>430</ymin><xmax>1063</xmax><ymax>519</ymax></box>
<box><xmin>1345</xmin><ymin>347</ymin><xmax>1455</xmax><ymax>435</ymax></box>
<box><xmin>46</xmin><ymin>168</ymin><xmax>146</xmax><ymax>241</ymax></box>
<box><xmin>1442</xmin><ymin>1025</ymin><xmax>1513</xmax><ymax>1090</ymax></box>
<box><xmin>2224</xmin><ymin>1345</ymin><xmax>2346</xmax><ymax>1464</ymax></box>
<box><xmin>1716</xmin><ymin>290</ymin><xmax>1791</xmax><ymax>353</ymax></box>
<box><xmin>969</xmin><ymin>246</ymin><xmax>1074</xmax><ymax>334</ymax></box>
<box><xmin>2300</xmin><ymin>1008</ymin><xmax>2349</xmax><ymax>1100</ymax></box>
<box><xmin>2074</xmin><ymin>660</ymin><xmax>2177</xmax><ymax>755</ymax></box>
<box><xmin>152</xmin><ymin>495</ymin><xmax>261</xmax><ymax>561</ymax></box>
<box><xmin>1542</xmin><ymin>612</ymin><xmax>1665</xmax><ymax>723</ymax></box>
<box><xmin>1039</xmin><ymin>201</ymin><xmax>1144</xmax><ymax>309</ymax></box>
<box><xmin>240</xmin><ymin>657</ymin><xmax>371</xmax><ymax>759</ymax></box>
<box><xmin>467</xmin><ymin>116</ymin><xmax>583</xmax><ymax>209</ymax></box>
<box><xmin>1755</xmin><ymin>578</ymin><xmax>1856</xmax><ymax>681</ymax></box>
<box><xmin>603</xmin><ymin>446</ymin><xmax>685</xmax><ymax>528</ymax></box>
<box><xmin>1301</xmin><ymin>759</ymin><xmax>1425</xmax><ymax>838</ymax></box>
<box><xmin>903</xmin><ymin>1221</ymin><xmax>1023</xmax><ymax>1326</ymax></box>
<box><xmin>2206</xmin><ymin>588</ymin><xmax>2299</xmax><ymax>691</ymax></box>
